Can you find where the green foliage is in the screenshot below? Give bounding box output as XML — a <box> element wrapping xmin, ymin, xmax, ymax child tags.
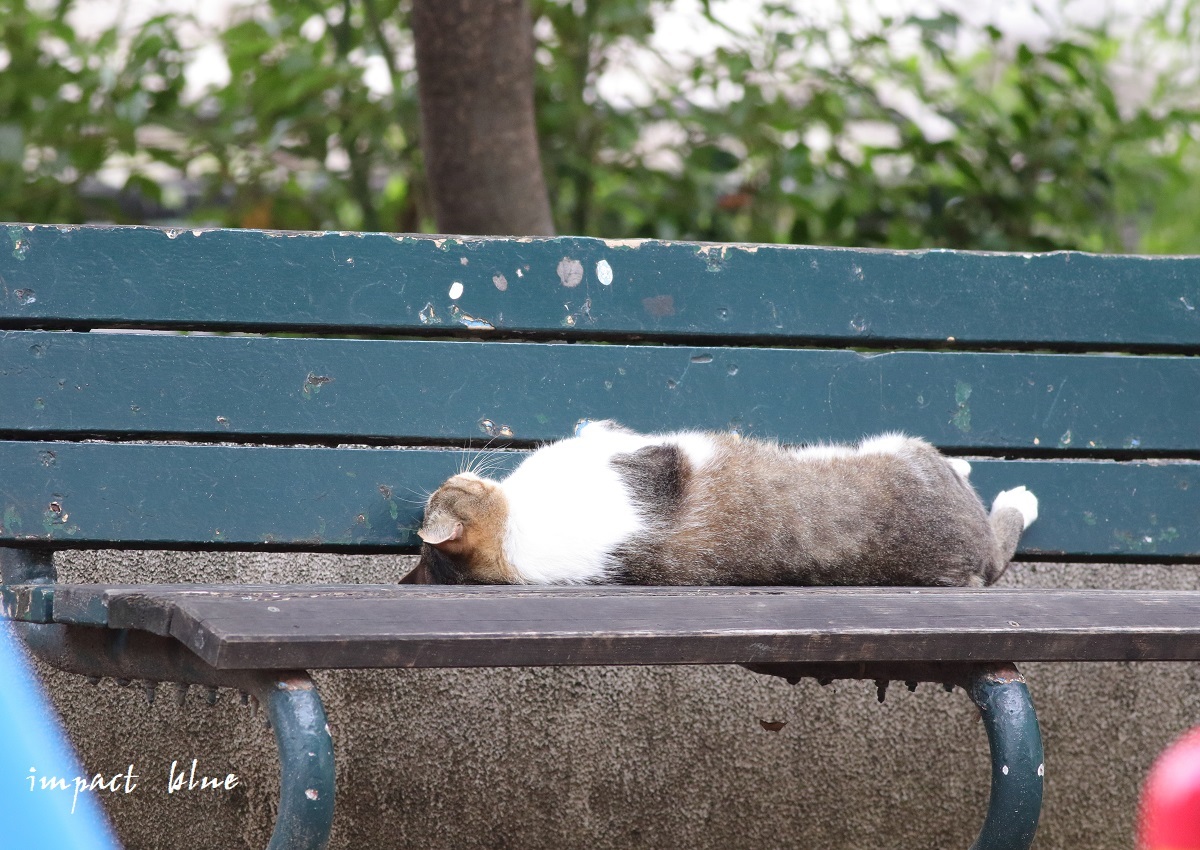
<box><xmin>2</xmin><ymin>0</ymin><xmax>1199</xmax><ymax>252</ymax></box>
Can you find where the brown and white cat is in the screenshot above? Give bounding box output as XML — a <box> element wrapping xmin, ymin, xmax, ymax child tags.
<box><xmin>405</xmin><ymin>420</ymin><xmax>1038</xmax><ymax>586</ymax></box>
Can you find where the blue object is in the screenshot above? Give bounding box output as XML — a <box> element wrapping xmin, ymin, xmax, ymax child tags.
<box><xmin>0</xmin><ymin>620</ymin><xmax>120</xmax><ymax>849</ymax></box>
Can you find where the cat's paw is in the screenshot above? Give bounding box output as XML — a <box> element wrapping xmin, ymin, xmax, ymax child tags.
<box><xmin>947</xmin><ymin>458</ymin><xmax>972</xmax><ymax>478</ymax></box>
<box><xmin>992</xmin><ymin>486</ymin><xmax>1038</xmax><ymax>530</ymax></box>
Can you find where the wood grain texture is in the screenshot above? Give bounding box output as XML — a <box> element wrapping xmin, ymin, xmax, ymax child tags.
<box><xmin>4</xmin><ymin>330</ymin><xmax>1199</xmax><ymax>452</ymax></box>
<box><xmin>3</xmin><ymin>225</ymin><xmax>1200</xmax><ymax>349</ymax></box>
<box><xmin>45</xmin><ymin>584</ymin><xmax>1200</xmax><ymax>669</ymax></box>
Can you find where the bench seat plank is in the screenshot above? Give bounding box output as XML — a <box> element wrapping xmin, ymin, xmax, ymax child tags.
<box><xmin>47</xmin><ymin>584</ymin><xmax>1200</xmax><ymax>669</ymax></box>
<box><xmin>3</xmin><ymin>226</ymin><xmax>1199</xmax><ymax>350</ymax></box>
<box><xmin>5</xmin><ymin>331</ymin><xmax>1200</xmax><ymax>452</ymax></box>
<box><xmin>2</xmin><ymin>441</ymin><xmax>1198</xmax><ymax>559</ymax></box>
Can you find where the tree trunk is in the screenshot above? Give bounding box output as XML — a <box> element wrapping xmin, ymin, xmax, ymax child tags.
<box><xmin>412</xmin><ymin>0</ymin><xmax>555</xmax><ymax>236</ymax></box>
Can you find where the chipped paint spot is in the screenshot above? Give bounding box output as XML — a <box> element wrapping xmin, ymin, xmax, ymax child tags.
<box><xmin>643</xmin><ymin>295</ymin><xmax>675</xmax><ymax>318</ymax></box>
<box><xmin>727</xmin><ymin>364</ymin><xmax>739</xmax><ymax>376</ymax></box>
<box><xmin>267</xmin><ymin>606</ymin><xmax>280</xmax><ymax>612</ymax></box>
<box><xmin>479</xmin><ymin>419</ymin><xmax>513</xmax><ymax>438</ymax></box>
<box><xmin>516</xmin><ymin>268</ymin><xmax>524</xmax><ymax>278</ymax></box>
<box><xmin>1001</xmin><ymin>765</ymin><xmax>1009</xmax><ymax>775</ymax></box>
<box><xmin>850</xmin><ymin>317</ymin><xmax>868</xmax><ymax>333</ymax></box>
<box><xmin>851</xmin><ymin>263</ymin><xmax>864</xmax><ymax>280</ymax></box>
<box><xmin>448</xmin><ymin>281</ymin><xmax>464</xmax><ymax>300</ymax></box>
<box><xmin>302</xmin><ymin>373</ymin><xmax>334</xmax><ymax>398</ymax></box>
<box><xmin>13</xmin><ymin>289</ymin><xmax>35</xmax><ymax>305</ymax></box>
<box><xmin>602</xmin><ymin>238</ymin><xmax>648</xmax><ymax>249</ymax></box>
<box><xmin>418</xmin><ymin>303</ymin><xmax>440</xmax><ymax>325</ymax></box>
<box><xmin>37</xmin><ymin>450</ymin><xmax>56</xmax><ymax>467</ymax></box>
<box><xmin>216</xmin><ymin>416</ymin><xmax>229</xmax><ymax>427</ymax></box>
<box><xmin>1058</xmin><ymin>429</ymin><xmax>1072</xmax><ymax>447</ymax></box>
<box><xmin>1181</xmin><ymin>296</ymin><xmax>1195</xmax><ymax>311</ymax></box>
<box><xmin>449</xmin><ymin>305</ymin><xmax>494</xmax><ymax>330</ymax></box>
<box><xmin>717</xmin><ymin>307</ymin><xmax>729</xmax><ymax>320</ymax></box>
<box><xmin>306</xmin><ymin>789</ymin><xmax>320</xmax><ymax>801</ymax></box>
<box><xmin>460</xmin><ymin>257</ymin><xmax>469</xmax><ymax>266</ymax></box>
<box><xmin>492</xmin><ymin>273</ymin><xmax>508</xmax><ymax>292</ymax></box>
<box><xmin>557</xmin><ymin>257</ymin><xmax>584</xmax><ymax>288</ymax></box>
<box><xmin>596</xmin><ymin>259</ymin><xmax>613</xmax><ymax>286</ymax></box>
<box><xmin>951</xmin><ymin>381</ymin><xmax>972</xmax><ymax>433</ymax></box>
<box><xmin>690</xmin><ymin>354</ymin><xmax>713</xmax><ymax>364</ymax></box>
<box><xmin>1125</xmin><ymin>437</ymin><xmax>1142</xmax><ymax>449</ymax></box>
<box><xmin>1038</xmin><ymin>764</ymin><xmax>1044</xmax><ymax>777</ymax></box>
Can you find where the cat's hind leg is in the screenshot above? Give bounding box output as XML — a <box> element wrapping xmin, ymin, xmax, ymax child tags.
<box><xmin>985</xmin><ymin>486</ymin><xmax>1039</xmax><ymax>584</ymax></box>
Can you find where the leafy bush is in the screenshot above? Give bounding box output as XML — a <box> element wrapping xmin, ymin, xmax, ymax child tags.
<box><xmin>2</xmin><ymin>0</ymin><xmax>1198</xmax><ymax>251</ymax></box>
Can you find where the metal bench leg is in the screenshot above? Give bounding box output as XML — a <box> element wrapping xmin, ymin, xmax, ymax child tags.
<box><xmin>9</xmin><ymin>622</ymin><xmax>335</xmax><ymax>850</ymax></box>
<box><xmin>258</xmin><ymin>673</ymin><xmax>336</xmax><ymax>850</ymax></box>
<box><xmin>966</xmin><ymin>664</ymin><xmax>1044</xmax><ymax>850</ymax></box>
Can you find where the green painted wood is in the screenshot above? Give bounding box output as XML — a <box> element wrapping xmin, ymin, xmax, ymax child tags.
<box><xmin>0</xmin><ymin>441</ymin><xmax>1196</xmax><ymax>558</ymax></box>
<box><xmin>49</xmin><ymin>585</ymin><xmax>1200</xmax><ymax>669</ymax></box>
<box><xmin>3</xmin><ymin>225</ymin><xmax>1199</xmax><ymax>350</ymax></box>
<box><xmin>3</xmin><ymin>331</ymin><xmax>1198</xmax><ymax>453</ymax></box>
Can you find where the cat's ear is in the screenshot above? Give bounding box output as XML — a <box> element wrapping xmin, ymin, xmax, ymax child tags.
<box><xmin>418</xmin><ymin>520</ymin><xmax>464</xmax><ymax>547</ymax></box>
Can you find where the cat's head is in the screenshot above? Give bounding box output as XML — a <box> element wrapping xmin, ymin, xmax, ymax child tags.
<box><xmin>403</xmin><ymin>472</ymin><xmax>515</xmax><ymax>584</ymax></box>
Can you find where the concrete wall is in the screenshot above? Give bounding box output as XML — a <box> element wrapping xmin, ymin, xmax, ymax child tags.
<box><xmin>29</xmin><ymin>551</ymin><xmax>1200</xmax><ymax>850</ymax></box>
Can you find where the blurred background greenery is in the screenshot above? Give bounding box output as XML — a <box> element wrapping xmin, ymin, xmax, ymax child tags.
<box><xmin>2</xmin><ymin>0</ymin><xmax>1198</xmax><ymax>251</ymax></box>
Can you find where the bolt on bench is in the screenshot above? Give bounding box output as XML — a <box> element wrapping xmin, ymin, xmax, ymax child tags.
<box><xmin>3</xmin><ymin>224</ymin><xmax>1200</xmax><ymax>849</ymax></box>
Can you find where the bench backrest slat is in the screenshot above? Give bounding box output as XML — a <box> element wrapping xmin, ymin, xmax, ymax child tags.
<box><xmin>3</xmin><ymin>331</ymin><xmax>1198</xmax><ymax>454</ymax></box>
<box><xmin>1</xmin><ymin>441</ymin><xmax>1197</xmax><ymax>560</ymax></box>
<box><xmin>3</xmin><ymin>226</ymin><xmax>1199</xmax><ymax>350</ymax></box>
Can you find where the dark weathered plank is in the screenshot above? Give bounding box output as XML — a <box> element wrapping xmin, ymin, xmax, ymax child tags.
<box><xmin>56</xmin><ymin>585</ymin><xmax>1200</xmax><ymax>669</ymax></box>
<box><xmin>3</xmin><ymin>330</ymin><xmax>1198</xmax><ymax>452</ymax></box>
<box><xmin>0</xmin><ymin>441</ymin><xmax>1197</xmax><ymax>558</ymax></box>
<box><xmin>3</xmin><ymin>225</ymin><xmax>1199</xmax><ymax>349</ymax></box>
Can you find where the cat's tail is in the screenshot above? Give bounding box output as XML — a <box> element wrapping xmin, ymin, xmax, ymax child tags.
<box><xmin>985</xmin><ymin>486</ymin><xmax>1039</xmax><ymax>585</ymax></box>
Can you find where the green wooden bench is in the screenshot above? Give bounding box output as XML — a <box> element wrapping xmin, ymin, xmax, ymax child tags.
<box><xmin>3</xmin><ymin>224</ymin><xmax>1200</xmax><ymax>849</ymax></box>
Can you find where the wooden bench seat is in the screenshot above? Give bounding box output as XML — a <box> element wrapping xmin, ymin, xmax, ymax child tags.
<box><xmin>3</xmin><ymin>224</ymin><xmax>1200</xmax><ymax>850</ymax></box>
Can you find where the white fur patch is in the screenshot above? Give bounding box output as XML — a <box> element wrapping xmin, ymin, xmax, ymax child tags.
<box><xmin>668</xmin><ymin>432</ymin><xmax>717</xmax><ymax>469</ymax></box>
<box><xmin>947</xmin><ymin>458</ymin><xmax>972</xmax><ymax>478</ymax></box>
<box><xmin>857</xmin><ymin>432</ymin><xmax>914</xmax><ymax>456</ymax></box>
<box><xmin>500</xmin><ymin>431</ymin><xmax>652</xmax><ymax>583</ymax></box>
<box><xmin>792</xmin><ymin>443</ymin><xmax>854</xmax><ymax>461</ymax></box>
<box><xmin>992</xmin><ymin>486</ymin><xmax>1038</xmax><ymax>530</ymax></box>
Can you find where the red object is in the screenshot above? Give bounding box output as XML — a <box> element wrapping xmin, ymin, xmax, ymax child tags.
<box><xmin>1139</xmin><ymin>726</ymin><xmax>1200</xmax><ymax>849</ymax></box>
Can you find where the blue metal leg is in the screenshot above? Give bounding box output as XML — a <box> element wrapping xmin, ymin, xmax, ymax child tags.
<box><xmin>966</xmin><ymin>664</ymin><xmax>1044</xmax><ymax>850</ymax></box>
<box><xmin>263</xmin><ymin>674</ymin><xmax>336</xmax><ymax>850</ymax></box>
<box><xmin>10</xmin><ymin>622</ymin><xmax>335</xmax><ymax>850</ymax></box>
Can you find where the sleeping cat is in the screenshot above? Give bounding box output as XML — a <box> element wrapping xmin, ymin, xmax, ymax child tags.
<box><xmin>405</xmin><ymin>420</ymin><xmax>1038</xmax><ymax>586</ymax></box>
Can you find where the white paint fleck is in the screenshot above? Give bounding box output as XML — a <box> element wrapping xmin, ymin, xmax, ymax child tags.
<box><xmin>306</xmin><ymin>789</ymin><xmax>320</xmax><ymax>801</ymax></box>
<box><xmin>1038</xmin><ymin>763</ymin><xmax>1044</xmax><ymax>776</ymax></box>
<box><xmin>596</xmin><ymin>259</ymin><xmax>613</xmax><ymax>286</ymax></box>
<box><xmin>1002</xmin><ymin>765</ymin><xmax>1009</xmax><ymax>775</ymax></box>
<box><xmin>1182</xmin><ymin>296</ymin><xmax>1196</xmax><ymax>311</ymax></box>
<box><xmin>460</xmin><ymin>257</ymin><xmax>469</xmax><ymax>266</ymax></box>
<box><xmin>493</xmin><ymin>273</ymin><xmax>508</xmax><ymax>292</ymax></box>
<box><xmin>448</xmin><ymin>281</ymin><xmax>464</xmax><ymax>300</ymax></box>
<box><xmin>267</xmin><ymin>606</ymin><xmax>280</xmax><ymax>613</ymax></box>
<box><xmin>516</xmin><ymin>268</ymin><xmax>524</xmax><ymax>278</ymax></box>
<box><xmin>557</xmin><ymin>257</ymin><xmax>585</xmax><ymax>288</ymax></box>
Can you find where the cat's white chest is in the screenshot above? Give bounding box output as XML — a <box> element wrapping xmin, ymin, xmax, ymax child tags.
<box><xmin>499</xmin><ymin>432</ymin><xmax>649</xmax><ymax>583</ymax></box>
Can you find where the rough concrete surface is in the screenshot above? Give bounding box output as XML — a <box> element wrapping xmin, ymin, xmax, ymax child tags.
<box><xmin>28</xmin><ymin>550</ymin><xmax>1200</xmax><ymax>850</ymax></box>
